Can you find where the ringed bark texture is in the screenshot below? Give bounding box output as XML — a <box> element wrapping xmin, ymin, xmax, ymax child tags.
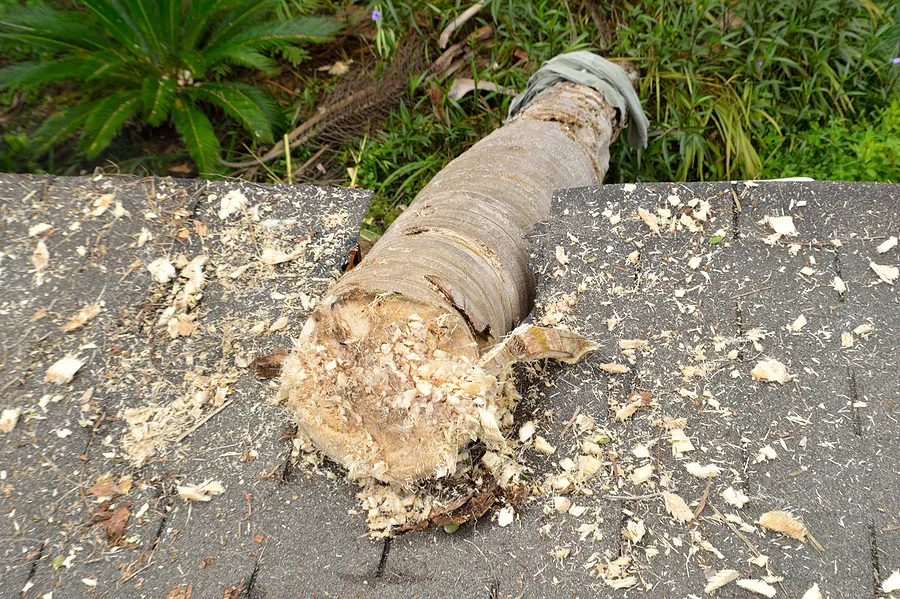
<box><xmin>334</xmin><ymin>81</ymin><xmax>621</xmax><ymax>342</ymax></box>
<box><xmin>282</xmin><ymin>81</ymin><xmax>624</xmax><ymax>483</ymax></box>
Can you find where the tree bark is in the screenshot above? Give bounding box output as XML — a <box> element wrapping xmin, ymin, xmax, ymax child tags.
<box><xmin>280</xmin><ymin>81</ymin><xmax>624</xmax><ymax>484</ymax></box>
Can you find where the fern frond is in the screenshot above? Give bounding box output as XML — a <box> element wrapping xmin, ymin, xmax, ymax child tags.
<box><xmin>171</xmin><ymin>98</ymin><xmax>222</xmax><ymax>175</ymax></box>
<box><xmin>141</xmin><ymin>77</ymin><xmax>178</xmax><ymax>126</ymax></box>
<box><xmin>80</xmin><ymin>91</ymin><xmax>142</xmax><ymax>157</ymax></box>
<box><xmin>279</xmin><ymin>44</ymin><xmax>309</xmax><ymax>67</ymax></box>
<box><xmin>188</xmin><ymin>82</ymin><xmax>274</xmax><ymax>143</ymax></box>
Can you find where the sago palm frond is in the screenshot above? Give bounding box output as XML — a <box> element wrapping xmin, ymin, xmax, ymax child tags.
<box><xmin>171</xmin><ymin>98</ymin><xmax>222</xmax><ymax>176</ymax></box>
<box><xmin>31</xmin><ymin>103</ymin><xmax>99</xmax><ymax>154</ymax></box>
<box><xmin>0</xmin><ymin>0</ymin><xmax>338</xmax><ymax>174</ymax></box>
<box><xmin>81</xmin><ymin>91</ymin><xmax>142</xmax><ymax>157</ymax></box>
<box><xmin>0</xmin><ymin>58</ymin><xmax>91</xmax><ymax>90</ymax></box>
<box><xmin>187</xmin><ymin>82</ymin><xmax>274</xmax><ymax>143</ymax></box>
<box><xmin>0</xmin><ymin>8</ymin><xmax>108</xmax><ymax>52</ymax></box>
<box><xmin>141</xmin><ymin>77</ymin><xmax>179</xmax><ymax>126</ymax></box>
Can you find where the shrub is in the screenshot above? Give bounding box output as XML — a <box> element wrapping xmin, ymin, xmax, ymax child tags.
<box><xmin>761</xmin><ymin>99</ymin><xmax>900</xmax><ymax>181</ymax></box>
<box><xmin>0</xmin><ymin>0</ymin><xmax>340</xmax><ymax>174</ymax></box>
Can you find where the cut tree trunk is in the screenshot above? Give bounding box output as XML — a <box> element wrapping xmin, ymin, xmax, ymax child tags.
<box><xmin>280</xmin><ymin>80</ymin><xmax>624</xmax><ymax>484</ymax></box>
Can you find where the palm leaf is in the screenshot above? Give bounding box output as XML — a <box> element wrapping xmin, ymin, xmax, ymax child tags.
<box><xmin>188</xmin><ymin>82</ymin><xmax>274</xmax><ymax>142</ymax></box>
<box><xmin>0</xmin><ymin>8</ymin><xmax>108</xmax><ymax>51</ymax></box>
<box><xmin>161</xmin><ymin>0</ymin><xmax>179</xmax><ymax>51</ymax></box>
<box><xmin>121</xmin><ymin>0</ymin><xmax>167</xmax><ymax>60</ymax></box>
<box><xmin>171</xmin><ymin>98</ymin><xmax>222</xmax><ymax>175</ymax></box>
<box><xmin>183</xmin><ymin>0</ymin><xmax>267</xmax><ymax>50</ymax></box>
<box><xmin>31</xmin><ymin>103</ymin><xmax>98</xmax><ymax>155</ymax></box>
<box><xmin>227</xmin><ymin>17</ymin><xmax>340</xmax><ymax>48</ymax></box>
<box><xmin>0</xmin><ymin>58</ymin><xmax>88</xmax><ymax>90</ymax></box>
<box><xmin>204</xmin><ymin>0</ymin><xmax>277</xmax><ymax>49</ymax></box>
<box><xmin>141</xmin><ymin>77</ymin><xmax>178</xmax><ymax>126</ymax></box>
<box><xmin>228</xmin><ymin>82</ymin><xmax>284</xmax><ymax>131</ymax></box>
<box><xmin>80</xmin><ymin>91</ymin><xmax>142</xmax><ymax>157</ymax></box>
<box><xmin>79</xmin><ymin>0</ymin><xmax>150</xmax><ymax>58</ymax></box>
<box><xmin>204</xmin><ymin>46</ymin><xmax>279</xmax><ymax>75</ymax></box>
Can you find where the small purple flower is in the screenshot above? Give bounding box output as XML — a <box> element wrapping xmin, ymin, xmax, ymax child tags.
<box><xmin>757</xmin><ymin>59</ymin><xmax>764</xmax><ymax>67</ymax></box>
<box><xmin>371</xmin><ymin>9</ymin><xmax>382</xmax><ymax>21</ymax></box>
<box><xmin>892</xmin><ymin>57</ymin><xmax>900</xmax><ymax>65</ymax></box>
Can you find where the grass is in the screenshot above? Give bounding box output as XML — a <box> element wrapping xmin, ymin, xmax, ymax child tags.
<box><xmin>1</xmin><ymin>0</ymin><xmax>899</xmax><ymax>230</ymax></box>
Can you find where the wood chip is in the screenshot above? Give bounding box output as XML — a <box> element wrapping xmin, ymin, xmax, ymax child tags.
<box><xmin>758</xmin><ymin>510</ymin><xmax>807</xmax><ymax>540</ymax></box>
<box><xmin>45</xmin><ymin>355</ymin><xmax>85</xmax><ymax>384</ymax></box>
<box><xmin>177</xmin><ymin>480</ymin><xmax>226</xmax><ymax>502</ymax></box>
<box><xmin>765</xmin><ymin>215</ymin><xmax>798</xmax><ymax>236</ymax></box>
<box><xmin>32</xmin><ymin>240</ymin><xmax>49</xmax><ymax>270</ymax></box>
<box><xmin>619</xmin><ymin>339</ymin><xmax>647</xmax><ymax>351</ymax></box>
<box><xmin>260</xmin><ymin>246</ymin><xmax>304</xmax><ymax>265</ymax></box>
<box><xmin>722</xmin><ymin>486</ymin><xmax>750</xmax><ymax>508</ymax></box>
<box><xmin>704</xmin><ymin>569</ymin><xmax>740</xmax><ymax>593</ymax></box>
<box><xmin>755</xmin><ymin>445</ymin><xmax>778</xmax><ymax>463</ymax></box>
<box><xmin>854</xmin><ymin>323</ymin><xmax>874</xmax><ymax>336</ymax></box>
<box><xmin>685</xmin><ymin>462</ymin><xmax>722</xmax><ymax>478</ymax></box>
<box><xmin>801</xmin><ymin>583</ymin><xmax>823</xmax><ymax>599</ymax></box>
<box><xmin>832</xmin><ymin>275</ymin><xmax>847</xmax><ymax>295</ymax></box>
<box><xmin>218</xmin><ymin>190</ymin><xmax>248</xmax><ymax>220</ymax></box>
<box><xmin>28</xmin><ymin>222</ymin><xmax>52</xmax><ymax>237</ymax></box>
<box><xmin>881</xmin><ymin>570</ymin><xmax>900</xmax><ymax>593</ymax></box>
<box><xmin>0</xmin><ymin>408</ymin><xmax>20</xmax><ymax>434</ymax></box>
<box><xmin>268</xmin><ymin>316</ymin><xmax>290</xmax><ymax>333</ymax></box>
<box><xmin>638</xmin><ymin>208</ymin><xmax>661</xmax><ymax>234</ymax></box>
<box><xmin>61</xmin><ymin>304</ymin><xmax>102</xmax><ymax>332</ymax></box>
<box><xmin>787</xmin><ymin>314</ymin><xmax>807</xmax><ymax>332</ymax></box>
<box><xmin>599</xmin><ymin>363</ymin><xmax>630</xmax><ymax>374</ymax></box>
<box><xmin>876</xmin><ymin>236</ymin><xmax>897</xmax><ymax>253</ymax></box>
<box><xmin>147</xmin><ymin>257</ymin><xmax>176</xmax><ymax>283</ymax></box>
<box><xmin>736</xmin><ymin>579</ymin><xmax>777</xmax><ymax>597</ymax></box>
<box><xmin>534</xmin><ymin>436</ymin><xmax>556</xmax><ymax>455</ymax></box>
<box><xmin>629</xmin><ymin>464</ymin><xmax>654</xmax><ymax>485</ymax></box>
<box><xmin>841</xmin><ymin>332</ymin><xmax>854</xmax><ymax>348</ymax></box>
<box><xmin>663</xmin><ymin>491</ymin><xmax>693</xmax><ymax>524</ymax></box>
<box><xmin>518</xmin><ymin>421</ymin><xmax>536</xmax><ymax>442</ymax></box>
<box><xmin>870</xmin><ymin>261</ymin><xmax>898</xmax><ymax>284</ymax></box>
<box><xmin>750</xmin><ymin>358</ymin><xmax>790</xmax><ymax>384</ymax></box>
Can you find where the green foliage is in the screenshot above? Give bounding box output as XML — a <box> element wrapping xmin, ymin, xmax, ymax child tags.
<box><xmin>0</xmin><ymin>0</ymin><xmax>340</xmax><ymax>175</ymax></box>
<box><xmin>608</xmin><ymin>0</ymin><xmax>900</xmax><ymax>182</ymax></box>
<box><xmin>344</xmin><ymin>0</ymin><xmax>899</xmax><ymax>230</ymax></box>
<box><xmin>760</xmin><ymin>100</ymin><xmax>900</xmax><ymax>182</ymax></box>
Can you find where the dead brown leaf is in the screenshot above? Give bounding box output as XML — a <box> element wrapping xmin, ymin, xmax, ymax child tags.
<box><xmin>88</xmin><ymin>474</ymin><xmax>124</xmax><ymax>499</ymax></box>
<box><xmin>223</xmin><ymin>580</ymin><xmax>247</xmax><ymax>599</ymax></box>
<box><xmin>92</xmin><ymin>502</ymin><xmax>130</xmax><ymax>546</ymax></box>
<box><xmin>164</xmin><ymin>585</ymin><xmax>193</xmax><ymax>599</ymax></box>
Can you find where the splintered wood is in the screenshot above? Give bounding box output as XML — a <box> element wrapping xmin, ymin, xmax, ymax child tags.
<box><xmin>279</xmin><ymin>303</ymin><xmax>514</xmax><ymax>483</ymax></box>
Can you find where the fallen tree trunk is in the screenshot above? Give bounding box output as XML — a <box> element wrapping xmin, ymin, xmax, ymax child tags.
<box><xmin>280</xmin><ymin>53</ymin><xmax>646</xmax><ymax>485</ymax></box>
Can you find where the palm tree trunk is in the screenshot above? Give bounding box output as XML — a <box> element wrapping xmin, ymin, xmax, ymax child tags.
<box><xmin>281</xmin><ymin>80</ymin><xmax>625</xmax><ymax>484</ymax></box>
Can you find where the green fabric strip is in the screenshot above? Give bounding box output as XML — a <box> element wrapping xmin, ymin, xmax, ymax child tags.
<box><xmin>508</xmin><ymin>51</ymin><xmax>649</xmax><ymax>150</ymax></box>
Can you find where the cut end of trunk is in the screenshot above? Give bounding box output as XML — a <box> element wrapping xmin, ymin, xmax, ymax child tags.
<box><xmin>279</xmin><ymin>292</ymin><xmax>518</xmax><ymax>484</ymax></box>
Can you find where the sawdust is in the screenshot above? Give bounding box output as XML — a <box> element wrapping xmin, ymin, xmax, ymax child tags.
<box><xmin>279</xmin><ymin>306</ymin><xmax>514</xmax><ymax>482</ymax></box>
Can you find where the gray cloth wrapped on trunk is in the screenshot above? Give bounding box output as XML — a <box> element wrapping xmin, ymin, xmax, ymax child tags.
<box><xmin>508</xmin><ymin>51</ymin><xmax>649</xmax><ymax>150</ymax></box>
